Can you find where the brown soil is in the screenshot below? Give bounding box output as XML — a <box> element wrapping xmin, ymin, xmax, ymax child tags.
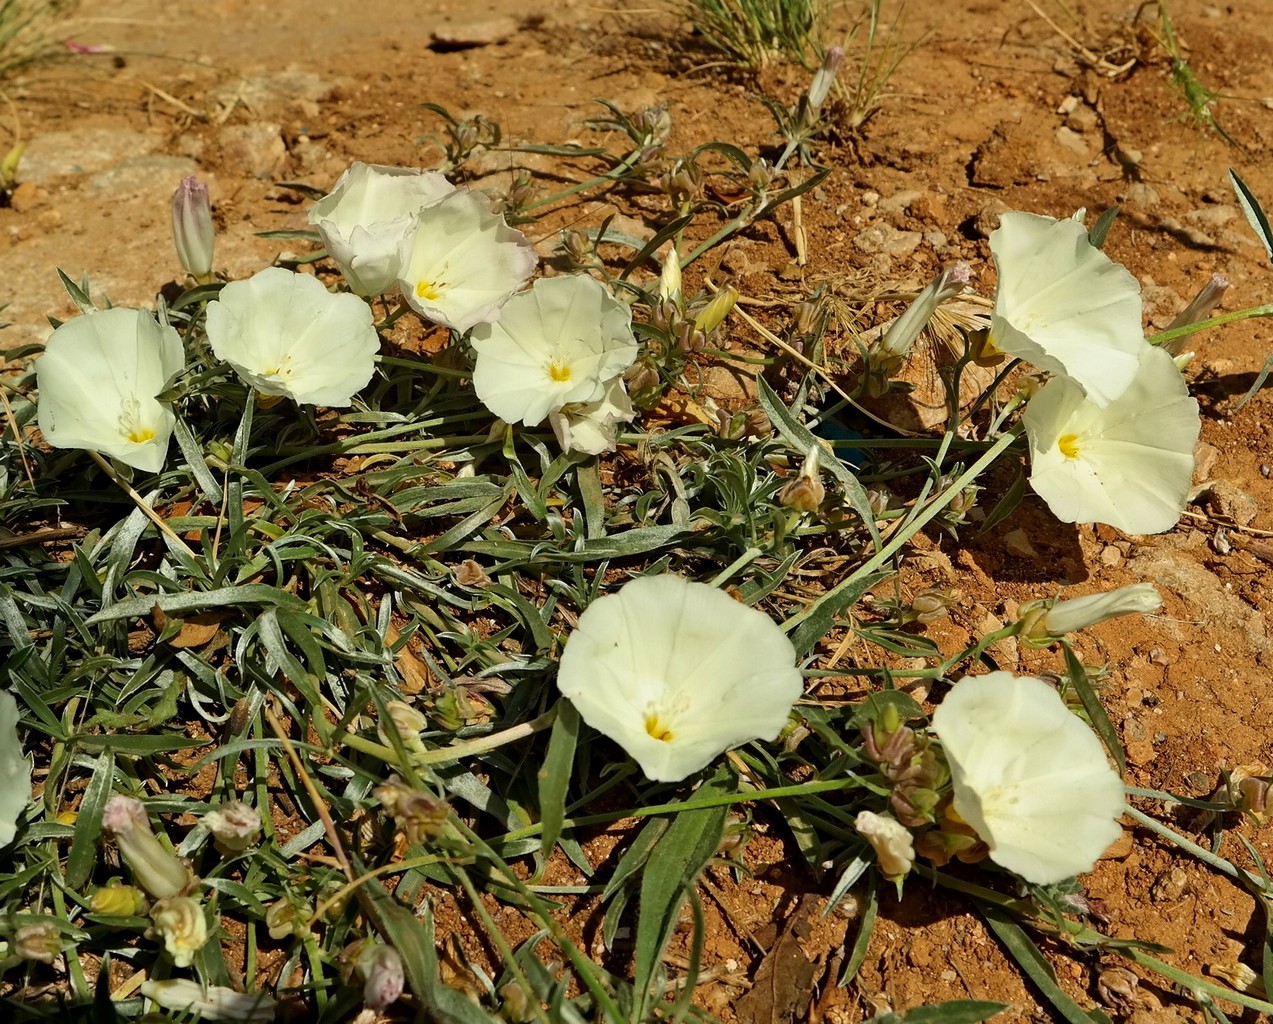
<box><xmin>5</xmin><ymin>0</ymin><xmax>1273</xmax><ymax>1022</ymax></box>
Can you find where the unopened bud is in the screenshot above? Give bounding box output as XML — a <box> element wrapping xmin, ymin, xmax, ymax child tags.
<box><xmin>376</xmin><ymin>701</ymin><xmax>428</xmax><ymax>754</ymax></box>
<box><xmin>693</xmin><ymin>285</ymin><xmax>738</xmax><ymax>336</ymax></box>
<box><xmin>141</xmin><ymin>978</ymin><xmax>276</xmax><ymax>1022</ymax></box>
<box><xmin>1173</xmin><ymin>350</ymin><xmax>1195</xmax><ymax>372</ymax></box>
<box><xmin>910</xmin><ymin>588</ymin><xmax>958</xmax><ymax>625</ymax></box>
<box><xmin>375</xmin><ymin>776</ymin><xmax>450</xmax><ymax>845</ymax></box>
<box><xmin>877</xmin><ymin>263</ymin><xmax>972</xmax><ymax>360</ymax></box>
<box><xmin>91</xmin><ymin>880</ymin><xmax>148</xmax><ymax>917</ymax></box>
<box><xmin>1163</xmin><ymin>272</ymin><xmax>1229</xmax><ymax>351</ymax></box>
<box><xmin>356</xmin><ymin>942</ymin><xmax>405</xmax><ymax>1011</ymax></box>
<box><xmin>13</xmin><ymin>922</ymin><xmax>62</xmax><ymax>964</ymax></box>
<box><xmin>499</xmin><ymin>979</ymin><xmax>537</xmax><ymax>1023</ymax></box>
<box><xmin>657</xmin><ymin>247</ymin><xmax>682</xmax><ymax>306</ymax></box>
<box><xmin>202</xmin><ymin>800</ymin><xmax>262</xmax><ymax>854</ymax></box>
<box><xmin>172</xmin><ymin>176</ymin><xmax>215</xmax><ymax>281</ymax></box>
<box><xmin>778</xmin><ymin>444</ymin><xmax>826</xmax><ymax>513</ymax></box>
<box><xmin>1234</xmin><ymin>772</ymin><xmax>1273</xmax><ymax>826</ymax></box>
<box><xmin>266</xmin><ymin>895</ymin><xmax>314</xmax><ymax>940</ymax></box>
<box><xmin>102</xmin><ymin>795</ymin><xmax>191</xmax><ymax>900</ymax></box>
<box><xmin>1022</xmin><ymin>583</ymin><xmax>1161</xmax><ymax>646</ymax></box>
<box><xmin>805</xmin><ymin>45</ymin><xmax>845</xmax><ymax>119</ymax></box>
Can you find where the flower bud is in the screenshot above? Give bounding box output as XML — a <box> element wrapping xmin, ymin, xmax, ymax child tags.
<box><xmin>876</xmin><ymin>263</ymin><xmax>972</xmax><ymax>361</ymax></box>
<box><xmin>266</xmin><ymin>895</ymin><xmax>314</xmax><ymax>940</ymax></box>
<box><xmin>202</xmin><ymin>800</ymin><xmax>262</xmax><ymax>854</ymax></box>
<box><xmin>804</xmin><ymin>45</ymin><xmax>845</xmax><ymax>121</ymax></box>
<box><xmin>101</xmin><ymin>795</ymin><xmax>191</xmax><ymax>900</ymax></box>
<box><xmin>13</xmin><ymin>922</ymin><xmax>62</xmax><ymax>964</ymax></box>
<box><xmin>171</xmin><ymin>176</ymin><xmax>215</xmax><ymax>281</ymax></box>
<box><xmin>149</xmin><ymin>896</ymin><xmax>209</xmax><ymax>968</ymax></box>
<box><xmin>1163</xmin><ymin>272</ymin><xmax>1229</xmax><ymax>348</ymax></box>
<box><xmin>356</xmin><ymin>942</ymin><xmax>405</xmax><ymax>1011</ymax></box>
<box><xmin>1173</xmin><ymin>350</ymin><xmax>1195</xmax><ymax>372</ymax></box>
<box><xmin>853</xmin><ymin>811</ymin><xmax>914</xmax><ymax>879</ymax></box>
<box><xmin>376</xmin><ymin>701</ymin><xmax>428</xmax><ymax>754</ymax></box>
<box><xmin>374</xmin><ymin>776</ymin><xmax>450</xmax><ymax>845</ymax></box>
<box><xmin>657</xmin><ymin>247</ymin><xmax>682</xmax><ymax>307</ymax></box>
<box><xmin>141</xmin><ymin>979</ymin><xmax>276</xmax><ymax>1022</ymax></box>
<box><xmin>1021</xmin><ymin>583</ymin><xmax>1161</xmax><ymax>646</ymax></box>
<box><xmin>693</xmin><ymin>285</ymin><xmax>738</xmax><ymax>336</ymax></box>
<box><xmin>1232</xmin><ymin>770</ymin><xmax>1273</xmax><ymax>826</ymax></box>
<box><xmin>778</xmin><ymin>444</ymin><xmax>826</xmax><ymax>513</ymax></box>
<box><xmin>91</xmin><ymin>880</ymin><xmax>149</xmax><ymax>917</ymax></box>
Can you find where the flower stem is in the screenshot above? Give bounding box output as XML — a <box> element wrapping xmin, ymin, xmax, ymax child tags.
<box><xmin>1123</xmin><ymin>805</ymin><xmax>1268</xmax><ymax>893</ymax></box>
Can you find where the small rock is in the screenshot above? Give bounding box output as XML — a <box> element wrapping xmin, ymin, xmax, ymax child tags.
<box><xmin>879</xmin><ymin>189</ymin><xmax>924</xmax><ymax>216</ymax></box>
<box><xmin>1123</xmin><ymin>183</ymin><xmax>1160</xmax><ymax>209</ymax></box>
<box><xmin>1065</xmin><ymin>105</ymin><xmax>1100</xmax><ymax>133</ymax></box>
<box><xmin>1057</xmin><ymin>95</ymin><xmax>1080</xmax><ymax>115</ymax></box>
<box><xmin>861</xmin><ymin>189</ymin><xmax>880</xmax><ymax>207</ymax></box>
<box><xmin>1100</xmin><ymin>544</ymin><xmax>1123</xmax><ymax>567</ymax></box>
<box><xmin>8</xmin><ymin>181</ymin><xmax>42</xmax><ymax>213</ymax></box>
<box><xmin>218</xmin><ymin>123</ymin><xmax>287</xmax><ymax>179</ymax></box>
<box><xmin>971</xmin><ymin>199</ymin><xmax>1011</xmax><ymax>238</ymax></box>
<box><xmin>1003</xmin><ymin>528</ymin><xmax>1038</xmax><ymax>558</ymax></box>
<box><xmin>1204</xmin><ymin>480</ymin><xmax>1259</xmax><ymax>526</ymax></box>
<box><xmin>85</xmin><ymin>155</ymin><xmax>198</xmax><ymax>198</ymax></box>
<box><xmin>1186</xmin><ymin>204</ymin><xmax>1238</xmax><ymax>229</ymax></box>
<box><xmin>925</xmin><ymin>230</ymin><xmax>948</xmax><ymax>248</ymax></box>
<box><xmin>431</xmin><ymin>16</ymin><xmax>519</xmax><ymax>48</ymax></box>
<box><xmin>1126</xmin><ymin>739</ymin><xmax>1157</xmax><ymax>765</ymax></box>
<box><xmin>852</xmin><ymin>222</ymin><xmax>922</xmax><ymax>258</ymax></box>
<box><xmin>1193</xmin><ymin>441</ymin><xmax>1220</xmax><ymax>482</ymax></box>
<box><xmin>1055</xmin><ymin>125</ymin><xmax>1091</xmax><ymax>156</ymax></box>
<box><xmin>19</xmin><ymin>127</ymin><xmax>163</xmax><ymax>183</ymax></box>
<box><xmin>1158</xmin><ymin>217</ymin><xmax>1216</xmax><ymax>248</ymax></box>
<box><xmin>1150</xmin><ymin>866</ymin><xmax>1189</xmax><ymax>902</ymax></box>
<box><xmin>211</xmin><ymin>70</ymin><xmax>339</xmax><ymax>122</ymax></box>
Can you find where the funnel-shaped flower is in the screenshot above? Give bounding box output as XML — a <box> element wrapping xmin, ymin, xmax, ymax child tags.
<box><xmin>308</xmin><ymin>162</ymin><xmax>455</xmax><ymax>296</ymax></box>
<box><xmin>36</xmin><ymin>307</ymin><xmax>183</xmax><ymax>473</ymax></box>
<box><xmin>1023</xmin><ymin>343</ymin><xmax>1199</xmax><ymax>534</ymax></box>
<box><xmin>397</xmin><ymin>190</ymin><xmax>536</xmax><ymax>332</ymax></box>
<box><xmin>1021</xmin><ymin>583</ymin><xmax>1161</xmax><ymax>645</ymax></box>
<box><xmin>0</xmin><ymin>691</ymin><xmax>31</xmax><ymax>847</ymax></box>
<box><xmin>472</xmin><ymin>275</ymin><xmax>638</xmax><ymax>426</ymax></box>
<box><xmin>989</xmin><ymin>212</ymin><xmax>1146</xmax><ymax>406</ymax></box>
<box><xmin>556</xmin><ymin>575</ymin><xmax>803</xmax><ymax>782</ymax></box>
<box><xmin>150</xmin><ymin>896</ymin><xmax>209</xmax><ymax>968</ymax></box>
<box><xmin>931</xmin><ymin>672</ymin><xmax>1125</xmax><ymax>884</ymax></box>
<box><xmin>101</xmin><ymin>795</ymin><xmax>191</xmax><ymax>900</ymax></box>
<box><xmin>548</xmin><ymin>375</ymin><xmax>636</xmax><ymax>455</ymax></box>
<box><xmin>206</xmin><ymin>267</ymin><xmax>379</xmax><ymax>407</ymax></box>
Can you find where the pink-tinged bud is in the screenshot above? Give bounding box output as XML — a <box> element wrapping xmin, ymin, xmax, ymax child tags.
<box><xmin>806</xmin><ymin>45</ymin><xmax>845</xmax><ymax>116</ymax></box>
<box><xmin>201</xmin><ymin>800</ymin><xmax>262</xmax><ymax>854</ymax></box>
<box><xmin>778</xmin><ymin>444</ymin><xmax>826</xmax><ymax>513</ymax></box>
<box><xmin>101</xmin><ymin>795</ymin><xmax>191</xmax><ymax>900</ymax></box>
<box><xmin>356</xmin><ymin>942</ymin><xmax>405</xmax><ymax>1011</ymax></box>
<box><xmin>877</xmin><ymin>262</ymin><xmax>972</xmax><ymax>360</ymax></box>
<box><xmin>1163</xmin><ymin>272</ymin><xmax>1229</xmax><ymax>350</ymax></box>
<box><xmin>172</xmin><ymin>176</ymin><xmax>215</xmax><ymax>281</ymax></box>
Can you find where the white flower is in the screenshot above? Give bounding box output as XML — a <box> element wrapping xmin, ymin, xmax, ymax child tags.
<box><xmin>556</xmin><ymin>575</ymin><xmax>803</xmax><ymax>783</ymax></box>
<box><xmin>397</xmin><ymin>189</ymin><xmax>537</xmax><ymax>332</ymax></box>
<box><xmin>988</xmin><ymin>211</ymin><xmax>1146</xmax><ymax>407</ymax></box>
<box><xmin>548</xmin><ymin>376</ymin><xmax>636</xmax><ymax>455</ymax></box>
<box><xmin>1023</xmin><ymin>343</ymin><xmax>1200</xmax><ymax>534</ymax></box>
<box><xmin>1023</xmin><ymin>583</ymin><xmax>1161</xmax><ymax>644</ymax></box>
<box><xmin>308</xmin><ymin>162</ymin><xmax>455</xmax><ymax>296</ymax></box>
<box><xmin>36</xmin><ymin>307</ymin><xmax>183</xmax><ymax>473</ymax></box>
<box><xmin>356</xmin><ymin>942</ymin><xmax>405</xmax><ymax>1011</ymax></box>
<box><xmin>202</xmin><ymin>800</ymin><xmax>262</xmax><ymax>854</ymax></box>
<box><xmin>0</xmin><ymin>691</ymin><xmax>31</xmax><ymax>848</ymax></box>
<box><xmin>149</xmin><ymin>895</ymin><xmax>210</xmax><ymax>968</ymax></box>
<box><xmin>854</xmin><ymin>811</ymin><xmax>915</xmax><ymax>878</ymax></box>
<box><xmin>206</xmin><ymin>267</ymin><xmax>379</xmax><ymax>407</ymax></box>
<box><xmin>471</xmin><ymin>275</ymin><xmax>638</xmax><ymax>426</ymax></box>
<box><xmin>141</xmin><ymin>979</ymin><xmax>275</xmax><ymax>1022</ymax></box>
<box><xmin>931</xmin><ymin>672</ymin><xmax>1125</xmax><ymax>885</ymax></box>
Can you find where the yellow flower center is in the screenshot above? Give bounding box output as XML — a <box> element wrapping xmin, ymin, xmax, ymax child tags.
<box><xmin>118</xmin><ymin>398</ymin><xmax>155</xmax><ymax>444</ymax></box>
<box><xmin>644</xmin><ymin>714</ymin><xmax>674</xmax><ymax>742</ymax></box>
<box><xmin>416</xmin><ymin>280</ymin><xmax>443</xmax><ymax>302</ymax></box>
<box><xmin>547</xmin><ymin>360</ymin><xmax>572</xmax><ymax>383</ymax></box>
<box><xmin>1057</xmin><ymin>433</ymin><xmax>1082</xmax><ymax>460</ymax></box>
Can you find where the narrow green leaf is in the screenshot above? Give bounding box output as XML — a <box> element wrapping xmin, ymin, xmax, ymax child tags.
<box><xmin>65</xmin><ymin>750</ymin><xmax>113</xmax><ymax>889</ymax></box>
<box><xmin>758</xmin><ymin>376</ymin><xmax>881</xmax><ymax>550</ymax></box>
<box><xmin>1087</xmin><ymin>207</ymin><xmax>1119</xmax><ymax>250</ymax></box>
<box><xmin>1230</xmin><ymin>169</ymin><xmax>1273</xmax><ymax>264</ymax></box>
<box><xmin>788</xmin><ymin>570</ymin><xmax>890</xmax><ymax>657</ymax></box>
<box><xmin>980</xmin><ymin>903</ymin><xmax>1104</xmax><ymax>1024</ymax></box>
<box><xmin>893</xmin><ymin>1000</ymin><xmax>1009</xmax><ymax>1023</ymax></box>
<box><xmin>633</xmin><ymin>770</ymin><xmax>732</xmax><ymax>1020</ymax></box>
<box><xmin>1236</xmin><ymin>351</ymin><xmax>1273</xmax><ymax>410</ymax></box>
<box><xmin>1062</xmin><ymin>643</ymin><xmax>1126</xmax><ymax>776</ymax></box>
<box><xmin>601</xmin><ymin>816</ymin><xmax>671</xmax><ymax>903</ymax></box>
<box><xmin>73</xmin><ymin>733</ymin><xmax>207</xmax><ymax>755</ymax></box>
<box><xmin>84</xmin><ymin>584</ymin><xmax>305</xmax><ymax>624</ymax></box>
<box><xmin>978</xmin><ymin>465</ymin><xmax>1026</xmax><ymax>537</ymax></box>
<box><xmin>839</xmin><ymin>872</ymin><xmax>878</xmax><ymax>985</ymax></box>
<box><xmin>537</xmin><ymin>700</ymin><xmax>579</xmax><ymax>858</ymax></box>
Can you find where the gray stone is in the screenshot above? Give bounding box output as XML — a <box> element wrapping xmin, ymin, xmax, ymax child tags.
<box><xmin>85</xmin><ymin>155</ymin><xmax>199</xmax><ymax>198</ymax></box>
<box><xmin>20</xmin><ymin>128</ymin><xmax>163</xmax><ymax>183</ymax></box>
<box><xmin>211</xmin><ymin>70</ymin><xmax>340</xmax><ymax>122</ymax></box>
<box><xmin>1185</xmin><ymin>204</ymin><xmax>1239</xmax><ymax>229</ymax></box>
<box><xmin>431</xmin><ymin>16</ymin><xmax>519</xmax><ymax>48</ymax></box>
<box><xmin>971</xmin><ymin>199</ymin><xmax>1010</xmax><ymax>239</ymax></box>
<box><xmin>1123</xmin><ymin>183</ymin><xmax>1160</xmax><ymax>209</ymax></box>
<box><xmin>217</xmin><ymin>123</ymin><xmax>286</xmax><ymax>179</ymax></box>
<box><xmin>852</xmin><ymin>222</ymin><xmax>922</xmax><ymax>258</ymax></box>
